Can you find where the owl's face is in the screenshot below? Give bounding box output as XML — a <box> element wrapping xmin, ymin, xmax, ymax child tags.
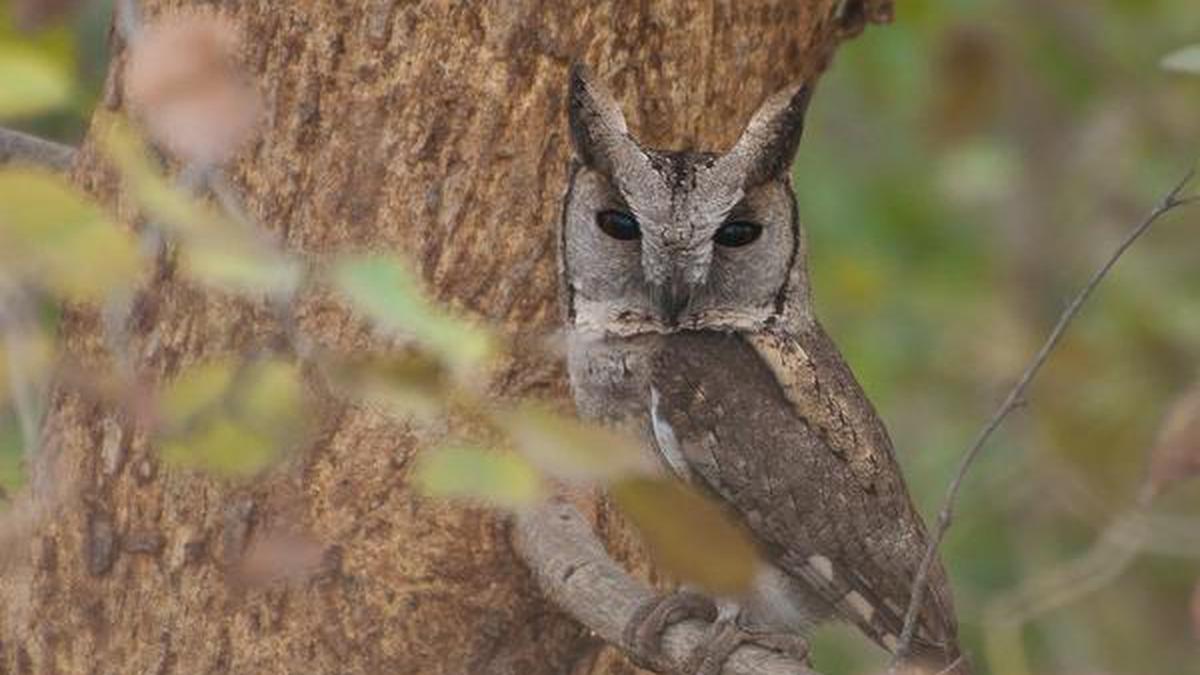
<box><xmin>561</xmin><ymin>67</ymin><xmax>813</xmax><ymax>334</ymax></box>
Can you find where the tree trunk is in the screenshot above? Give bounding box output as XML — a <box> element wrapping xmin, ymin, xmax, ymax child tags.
<box><xmin>0</xmin><ymin>1</ymin><xmax>886</xmax><ymax>672</ymax></box>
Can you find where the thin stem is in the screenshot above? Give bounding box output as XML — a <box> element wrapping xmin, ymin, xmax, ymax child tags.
<box><xmin>890</xmin><ymin>167</ymin><xmax>1197</xmax><ymax>669</ymax></box>
<box><xmin>0</xmin><ymin>128</ymin><xmax>76</xmax><ymax>171</ymax></box>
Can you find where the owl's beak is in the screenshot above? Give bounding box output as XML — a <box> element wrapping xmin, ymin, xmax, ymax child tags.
<box><xmin>651</xmin><ymin>278</ymin><xmax>692</xmax><ymax>326</ymax></box>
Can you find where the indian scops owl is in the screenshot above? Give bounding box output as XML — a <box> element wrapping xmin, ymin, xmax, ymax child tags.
<box><xmin>559</xmin><ymin>65</ymin><xmax>967</xmax><ymax>674</ymax></box>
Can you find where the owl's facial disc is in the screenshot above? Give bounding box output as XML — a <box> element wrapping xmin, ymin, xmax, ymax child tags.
<box><xmin>564</xmin><ymin>66</ymin><xmax>814</xmax><ymax>333</ymax></box>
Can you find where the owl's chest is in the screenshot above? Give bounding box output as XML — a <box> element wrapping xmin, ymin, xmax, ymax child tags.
<box><xmin>565</xmin><ymin>331</ymin><xmax>661</xmax><ymax>425</ymax></box>
<box><xmin>565</xmin><ymin>329</ymin><xmax>772</xmax><ymax>447</ymax></box>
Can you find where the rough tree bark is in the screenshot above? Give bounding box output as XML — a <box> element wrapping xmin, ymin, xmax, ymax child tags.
<box><xmin>0</xmin><ymin>1</ymin><xmax>889</xmax><ymax>673</ymax></box>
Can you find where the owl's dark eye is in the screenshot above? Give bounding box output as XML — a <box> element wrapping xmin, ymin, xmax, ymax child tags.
<box><xmin>713</xmin><ymin>220</ymin><xmax>763</xmax><ymax>248</ymax></box>
<box><xmin>596</xmin><ymin>210</ymin><xmax>641</xmax><ymax>241</ymax></box>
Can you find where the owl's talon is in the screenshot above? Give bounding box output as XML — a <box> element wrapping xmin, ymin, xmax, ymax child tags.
<box><xmin>623</xmin><ymin>590</ymin><xmax>718</xmax><ymax>672</ymax></box>
<box><xmin>684</xmin><ymin>616</ymin><xmax>810</xmax><ymax>675</ymax></box>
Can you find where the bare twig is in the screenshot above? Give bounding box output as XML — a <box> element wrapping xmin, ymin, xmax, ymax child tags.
<box><xmin>891</xmin><ymin>167</ymin><xmax>1198</xmax><ymax>669</ymax></box>
<box><xmin>0</xmin><ymin>127</ymin><xmax>76</xmax><ymax>171</ymax></box>
<box><xmin>514</xmin><ymin>498</ymin><xmax>819</xmax><ymax>675</ymax></box>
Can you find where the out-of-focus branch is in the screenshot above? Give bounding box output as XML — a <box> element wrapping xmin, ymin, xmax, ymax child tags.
<box><xmin>514</xmin><ymin>498</ymin><xmax>819</xmax><ymax>675</ymax></box>
<box><xmin>0</xmin><ymin>287</ymin><xmax>48</xmax><ymax>460</ymax></box>
<box><xmin>0</xmin><ymin>127</ymin><xmax>75</xmax><ymax>171</ymax></box>
<box><xmin>891</xmin><ymin>167</ymin><xmax>1199</xmax><ymax>670</ymax></box>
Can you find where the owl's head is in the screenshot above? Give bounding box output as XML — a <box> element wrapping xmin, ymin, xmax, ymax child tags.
<box><xmin>560</xmin><ymin>65</ymin><xmax>813</xmax><ymax>335</ymax></box>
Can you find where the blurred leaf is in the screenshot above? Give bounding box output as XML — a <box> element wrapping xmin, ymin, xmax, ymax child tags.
<box><xmin>161</xmin><ymin>417</ymin><xmax>279</xmax><ymax>477</ymax></box>
<box><xmin>503</xmin><ymin>405</ymin><xmax>653</xmax><ymax>483</ymax></box>
<box><xmin>179</xmin><ymin>243</ymin><xmax>301</xmax><ymax>298</ymax></box>
<box><xmin>160</xmin><ymin>360</ymin><xmax>238</xmax><ymax>426</ymax></box>
<box><xmin>0</xmin><ymin>168</ymin><xmax>141</xmax><ymax>300</ymax></box>
<box><xmin>237</xmin><ymin>360</ymin><xmax>305</xmax><ymax>432</ymax></box>
<box><xmin>0</xmin><ymin>322</ymin><xmax>56</xmax><ymax>411</ymax></box>
<box><xmin>332</xmin><ymin>256</ymin><xmax>494</xmax><ymax>373</ymax></box>
<box><xmin>1162</xmin><ymin>45</ymin><xmax>1200</xmax><ymax>74</ymax></box>
<box><xmin>0</xmin><ymin>424</ymin><xmax>25</xmax><ymax>497</ymax></box>
<box><xmin>612</xmin><ymin>477</ymin><xmax>760</xmax><ymax>595</ymax></box>
<box><xmin>414</xmin><ymin>446</ymin><xmax>543</xmax><ymax>509</ymax></box>
<box><xmin>233</xmin><ymin>531</ymin><xmax>327</xmax><ymax>587</ymax></box>
<box><xmin>100</xmin><ymin>117</ymin><xmax>300</xmax><ymax>297</ymax></box>
<box><xmin>0</xmin><ymin>45</ymin><xmax>72</xmax><ymax>119</ymax></box>
<box><xmin>1143</xmin><ymin>383</ymin><xmax>1200</xmax><ymax>501</ymax></box>
<box><xmin>160</xmin><ymin>359</ymin><xmax>305</xmax><ymax>477</ymax></box>
<box><xmin>330</xmin><ymin>353</ymin><xmax>449</xmax><ymax>420</ymax></box>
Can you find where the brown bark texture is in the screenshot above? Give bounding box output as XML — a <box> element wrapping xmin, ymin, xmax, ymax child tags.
<box><xmin>0</xmin><ymin>1</ymin><xmax>887</xmax><ymax>673</ymax></box>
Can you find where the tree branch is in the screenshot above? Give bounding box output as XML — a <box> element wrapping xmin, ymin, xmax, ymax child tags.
<box><xmin>891</xmin><ymin>167</ymin><xmax>1199</xmax><ymax>669</ymax></box>
<box><xmin>0</xmin><ymin>127</ymin><xmax>76</xmax><ymax>171</ymax></box>
<box><xmin>514</xmin><ymin>498</ymin><xmax>819</xmax><ymax>675</ymax></box>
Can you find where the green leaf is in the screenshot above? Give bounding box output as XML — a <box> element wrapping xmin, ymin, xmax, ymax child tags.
<box><xmin>503</xmin><ymin>405</ymin><xmax>653</xmax><ymax>483</ymax></box>
<box><xmin>413</xmin><ymin>445</ymin><xmax>543</xmax><ymax>509</ymax></box>
<box><xmin>99</xmin><ymin>118</ymin><xmax>300</xmax><ymax>297</ymax></box>
<box><xmin>159</xmin><ymin>359</ymin><xmax>306</xmax><ymax>477</ymax></box>
<box><xmin>179</xmin><ymin>241</ymin><xmax>302</xmax><ymax>297</ymax></box>
<box><xmin>0</xmin><ymin>169</ymin><xmax>141</xmax><ymax>301</ymax></box>
<box><xmin>612</xmin><ymin>477</ymin><xmax>760</xmax><ymax>595</ymax></box>
<box><xmin>1162</xmin><ymin>45</ymin><xmax>1200</xmax><ymax>74</ymax></box>
<box><xmin>332</xmin><ymin>256</ymin><xmax>494</xmax><ymax>373</ymax></box>
<box><xmin>0</xmin><ymin>46</ymin><xmax>73</xmax><ymax>119</ymax></box>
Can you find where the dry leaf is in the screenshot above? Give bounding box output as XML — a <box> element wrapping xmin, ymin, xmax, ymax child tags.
<box><xmin>125</xmin><ymin>10</ymin><xmax>260</xmax><ymax>165</ymax></box>
<box><xmin>1143</xmin><ymin>383</ymin><xmax>1200</xmax><ymax>502</ymax></box>
<box><xmin>611</xmin><ymin>476</ymin><xmax>760</xmax><ymax>595</ymax></box>
<box><xmin>233</xmin><ymin>531</ymin><xmax>327</xmax><ymax>587</ymax></box>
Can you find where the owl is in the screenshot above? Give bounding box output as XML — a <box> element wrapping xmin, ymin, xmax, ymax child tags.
<box><xmin>559</xmin><ymin>65</ymin><xmax>967</xmax><ymax>675</ymax></box>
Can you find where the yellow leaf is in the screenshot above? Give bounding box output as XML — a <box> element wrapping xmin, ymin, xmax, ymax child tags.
<box><xmin>159</xmin><ymin>359</ymin><xmax>306</xmax><ymax>477</ymax></box>
<box><xmin>161</xmin><ymin>417</ymin><xmax>279</xmax><ymax>477</ymax></box>
<box><xmin>414</xmin><ymin>446</ymin><xmax>544</xmax><ymax>509</ymax></box>
<box><xmin>612</xmin><ymin>477</ymin><xmax>760</xmax><ymax>595</ymax></box>
<box><xmin>160</xmin><ymin>360</ymin><xmax>238</xmax><ymax>428</ymax></box>
<box><xmin>329</xmin><ymin>353</ymin><xmax>449</xmax><ymax>421</ymax></box>
<box><xmin>0</xmin><ymin>46</ymin><xmax>73</xmax><ymax>119</ymax></box>
<box><xmin>0</xmin><ymin>168</ymin><xmax>141</xmax><ymax>300</ymax></box>
<box><xmin>503</xmin><ymin>405</ymin><xmax>653</xmax><ymax>483</ymax></box>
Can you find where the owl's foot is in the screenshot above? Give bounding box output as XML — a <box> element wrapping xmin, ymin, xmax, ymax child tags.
<box><xmin>623</xmin><ymin>590</ymin><xmax>718</xmax><ymax>672</ymax></box>
<box><xmin>683</xmin><ymin>603</ymin><xmax>810</xmax><ymax>675</ymax></box>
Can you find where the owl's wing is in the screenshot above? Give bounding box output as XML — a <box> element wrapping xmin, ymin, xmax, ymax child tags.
<box><xmin>649</xmin><ymin>323</ymin><xmax>960</xmax><ymax>662</ymax></box>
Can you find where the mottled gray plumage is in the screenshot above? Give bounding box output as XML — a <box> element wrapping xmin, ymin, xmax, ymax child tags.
<box><xmin>560</xmin><ymin>65</ymin><xmax>965</xmax><ymax>672</ymax></box>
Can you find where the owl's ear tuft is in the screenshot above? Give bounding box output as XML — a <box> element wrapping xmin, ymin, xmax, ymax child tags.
<box><xmin>567</xmin><ymin>64</ymin><xmax>636</xmax><ymax>175</ymax></box>
<box><xmin>722</xmin><ymin>83</ymin><xmax>814</xmax><ymax>186</ymax></box>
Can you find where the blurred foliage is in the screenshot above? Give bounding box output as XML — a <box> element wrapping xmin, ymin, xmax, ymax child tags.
<box><xmin>1</xmin><ymin>1</ymin><xmax>1199</xmax><ymax>674</ymax></box>
<box><xmin>0</xmin><ymin>0</ymin><xmax>764</xmax><ymax>604</ymax></box>
<box><xmin>795</xmin><ymin>1</ymin><xmax>1200</xmax><ymax>673</ymax></box>
<box><xmin>0</xmin><ymin>0</ymin><xmax>109</xmax><ymax>140</ymax></box>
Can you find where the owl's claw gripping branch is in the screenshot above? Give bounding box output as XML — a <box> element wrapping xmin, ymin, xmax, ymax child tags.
<box><xmin>623</xmin><ymin>590</ymin><xmax>718</xmax><ymax>672</ymax></box>
<box><xmin>683</xmin><ymin>603</ymin><xmax>811</xmax><ymax>675</ymax></box>
<box><xmin>513</xmin><ymin>498</ymin><xmax>822</xmax><ymax>675</ymax></box>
